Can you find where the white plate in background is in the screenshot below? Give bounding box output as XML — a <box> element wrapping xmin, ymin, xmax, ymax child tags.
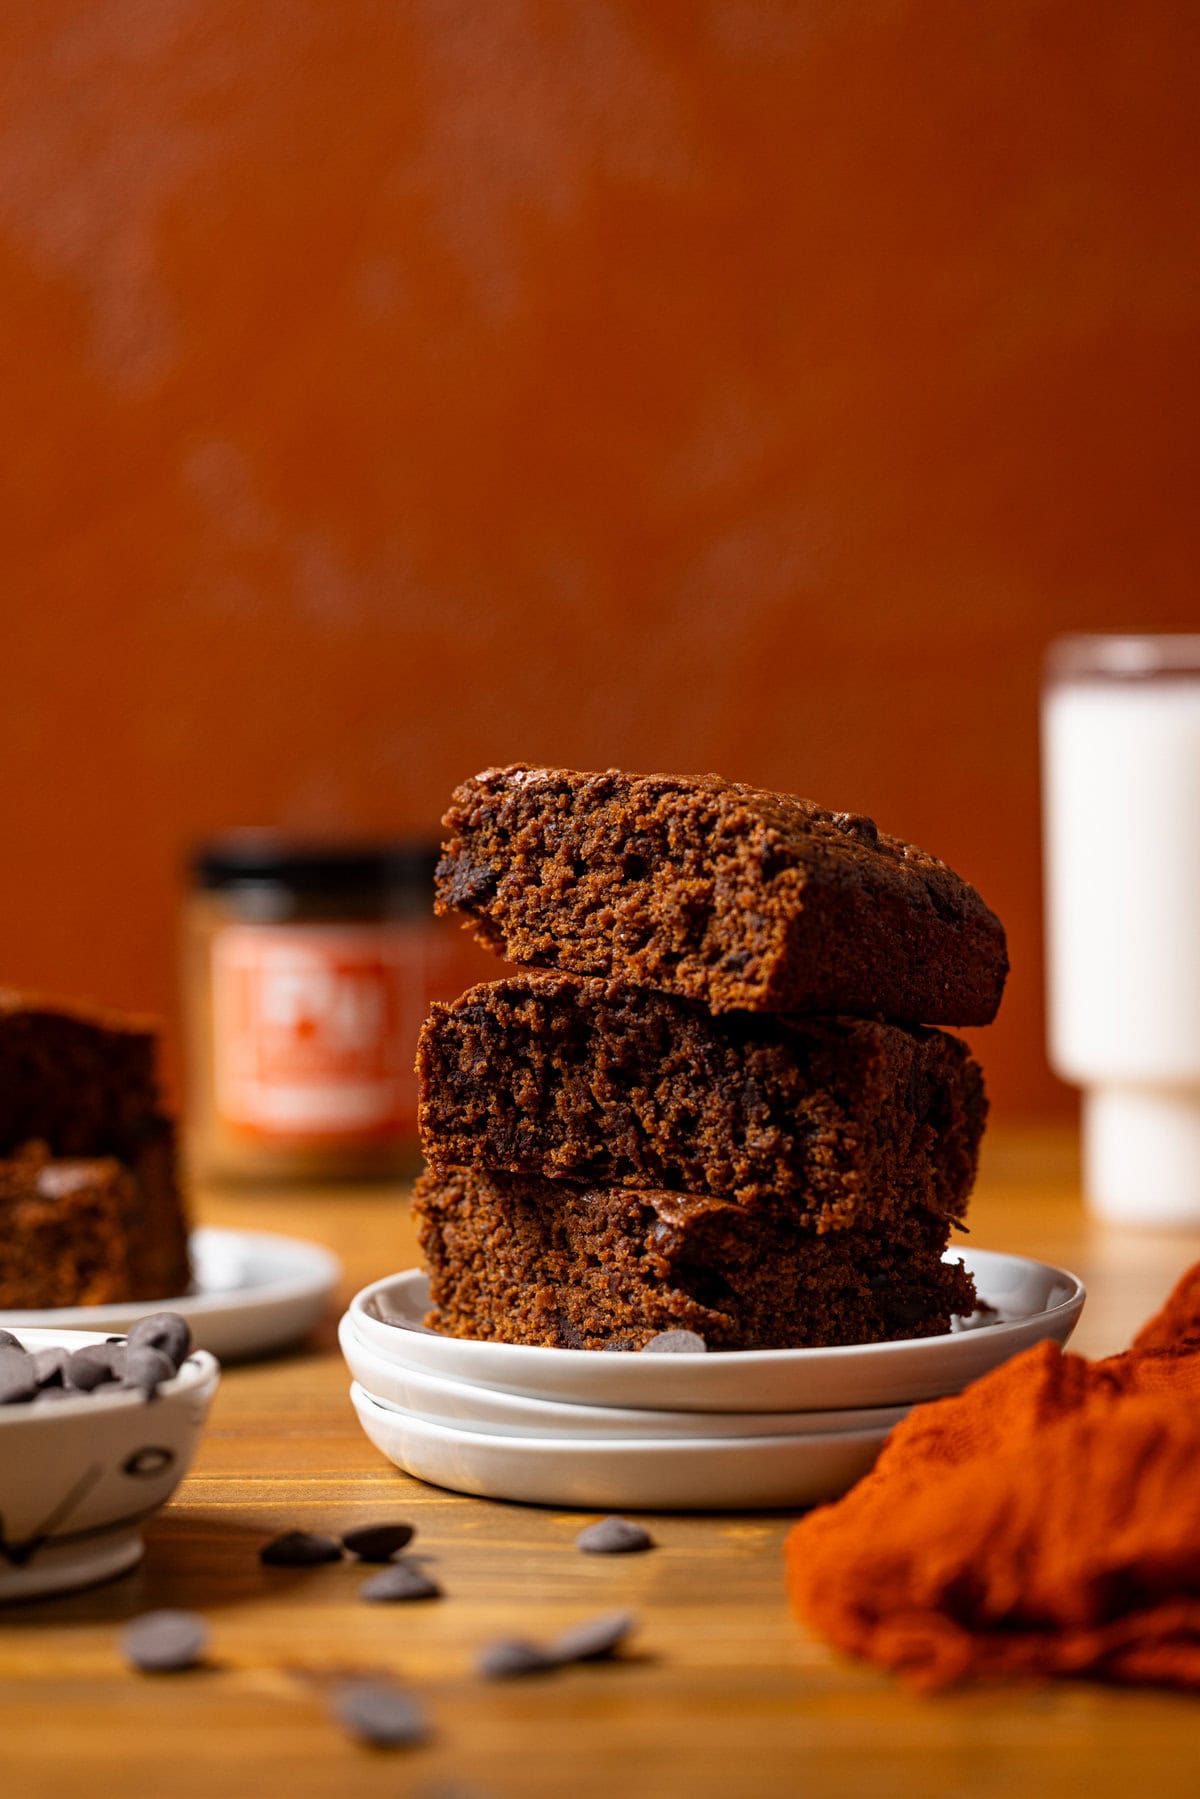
<box><xmin>0</xmin><ymin>1228</ymin><xmax>341</xmax><ymax>1362</ymax></box>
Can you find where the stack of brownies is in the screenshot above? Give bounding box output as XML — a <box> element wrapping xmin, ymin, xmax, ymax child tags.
<box><xmin>414</xmin><ymin>766</ymin><xmax>1006</xmax><ymax>1352</ymax></box>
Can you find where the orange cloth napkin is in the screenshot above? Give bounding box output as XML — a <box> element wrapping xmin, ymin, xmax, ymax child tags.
<box><xmin>785</xmin><ymin>1263</ymin><xmax>1200</xmax><ymax>1690</ymax></box>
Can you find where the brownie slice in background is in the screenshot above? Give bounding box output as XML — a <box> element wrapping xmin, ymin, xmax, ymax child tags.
<box><xmin>417</xmin><ymin>973</ymin><xmax>985</xmax><ymax>1232</ymax></box>
<box><xmin>436</xmin><ymin>765</ymin><xmax>1007</xmax><ymax>1027</ymax></box>
<box><xmin>0</xmin><ymin>993</ymin><xmax>191</xmax><ymax>1309</ymax></box>
<box><xmin>414</xmin><ymin>1165</ymin><xmax>975</xmax><ymax>1351</ymax></box>
<box><xmin>0</xmin><ymin>1129</ymin><xmax>189</xmax><ymax>1308</ymax></box>
<box><xmin>0</xmin><ymin>991</ymin><xmax>160</xmax><ymax>1159</ymax></box>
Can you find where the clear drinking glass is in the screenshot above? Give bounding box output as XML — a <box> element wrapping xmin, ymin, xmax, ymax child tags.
<box><xmin>1042</xmin><ymin>634</ymin><xmax>1200</xmax><ymax>1225</ymax></box>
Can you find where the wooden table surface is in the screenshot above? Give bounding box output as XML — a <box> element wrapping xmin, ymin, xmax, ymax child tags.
<box><xmin>3</xmin><ymin>1127</ymin><xmax>1199</xmax><ymax>1798</ymax></box>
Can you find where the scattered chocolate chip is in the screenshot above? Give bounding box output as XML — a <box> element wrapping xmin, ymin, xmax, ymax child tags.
<box><xmin>331</xmin><ymin>1679</ymin><xmax>429</xmax><ymax>1749</ymax></box>
<box><xmin>121</xmin><ymin>1344</ymin><xmax>176</xmax><ymax>1400</ymax></box>
<box><xmin>575</xmin><ymin>1517</ymin><xmax>655</xmax><ymax>1556</ymax></box>
<box><xmin>360</xmin><ymin>1562</ymin><xmax>442</xmax><ymax>1603</ymax></box>
<box><xmin>122</xmin><ymin>1609</ymin><xmax>209</xmax><ymax>1673</ymax></box>
<box><xmin>550</xmin><ymin>1609</ymin><xmax>637</xmax><ymax>1665</ymax></box>
<box><xmin>476</xmin><ymin>1637</ymin><xmax>555</xmax><ymax>1680</ymax></box>
<box><xmin>128</xmin><ymin>1313</ymin><xmax>192</xmax><ymax>1372</ymax></box>
<box><xmin>640</xmin><ymin>1330</ymin><xmax>707</xmax><ymax>1354</ymax></box>
<box><xmin>31</xmin><ymin>1348</ymin><xmax>69</xmax><ymax>1389</ymax></box>
<box><xmin>66</xmin><ymin>1343</ymin><xmax>127</xmax><ymax>1392</ymax></box>
<box><xmin>0</xmin><ymin>1329</ymin><xmax>24</xmax><ymax>1350</ymax></box>
<box><xmin>342</xmin><ymin>1522</ymin><xmax>415</xmax><ymax>1561</ymax></box>
<box><xmin>259</xmin><ymin>1530</ymin><xmax>344</xmax><ymax>1567</ymax></box>
<box><xmin>0</xmin><ymin>1349</ymin><xmax>37</xmax><ymax>1405</ymax></box>
<box><xmin>477</xmin><ymin>1610</ymin><xmax>639</xmax><ymax>1679</ymax></box>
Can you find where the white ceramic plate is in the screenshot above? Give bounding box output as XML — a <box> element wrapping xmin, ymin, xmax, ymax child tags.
<box><xmin>0</xmin><ymin>1327</ymin><xmax>220</xmax><ymax>1601</ymax></box>
<box><xmin>346</xmin><ymin>1249</ymin><xmax>1085</xmax><ymax>1413</ymax></box>
<box><xmin>350</xmin><ymin>1382</ymin><xmax>891</xmax><ymax>1511</ymax></box>
<box><xmin>339</xmin><ymin>1314</ymin><xmax>911</xmax><ymax>1440</ymax></box>
<box><xmin>0</xmin><ymin>1228</ymin><xmax>341</xmax><ymax>1362</ymax></box>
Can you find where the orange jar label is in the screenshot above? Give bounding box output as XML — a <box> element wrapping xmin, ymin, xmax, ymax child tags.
<box><xmin>211</xmin><ymin>923</ymin><xmax>432</xmax><ymax>1141</ymax></box>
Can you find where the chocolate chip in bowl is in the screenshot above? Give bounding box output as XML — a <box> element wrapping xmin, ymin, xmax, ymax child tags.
<box><xmin>0</xmin><ymin>1315</ymin><xmax>219</xmax><ymax>1602</ymax></box>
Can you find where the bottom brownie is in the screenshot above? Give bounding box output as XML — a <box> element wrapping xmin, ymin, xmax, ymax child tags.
<box><xmin>0</xmin><ymin>1127</ymin><xmax>191</xmax><ymax>1309</ymax></box>
<box><xmin>414</xmin><ymin>1166</ymin><xmax>976</xmax><ymax>1352</ymax></box>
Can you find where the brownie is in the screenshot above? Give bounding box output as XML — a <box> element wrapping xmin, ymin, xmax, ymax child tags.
<box><xmin>417</xmin><ymin>973</ymin><xmax>985</xmax><ymax>1231</ymax></box>
<box><xmin>0</xmin><ymin>990</ymin><xmax>160</xmax><ymax>1158</ymax></box>
<box><xmin>0</xmin><ymin>1131</ymin><xmax>190</xmax><ymax>1308</ymax></box>
<box><xmin>414</xmin><ymin>1165</ymin><xmax>976</xmax><ymax>1351</ymax></box>
<box><xmin>435</xmin><ymin>766</ymin><xmax>1007</xmax><ymax>1026</ymax></box>
<box><xmin>0</xmin><ymin>993</ymin><xmax>191</xmax><ymax>1309</ymax></box>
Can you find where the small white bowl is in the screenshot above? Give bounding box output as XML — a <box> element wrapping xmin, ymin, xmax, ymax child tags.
<box><xmin>345</xmin><ymin>1249</ymin><xmax>1085</xmax><ymax>1414</ymax></box>
<box><xmin>350</xmin><ymin>1382</ymin><xmax>892</xmax><ymax>1511</ymax></box>
<box><xmin>339</xmin><ymin>1312</ymin><xmax>910</xmax><ymax>1440</ymax></box>
<box><xmin>0</xmin><ymin>1328</ymin><xmax>220</xmax><ymax>1602</ymax></box>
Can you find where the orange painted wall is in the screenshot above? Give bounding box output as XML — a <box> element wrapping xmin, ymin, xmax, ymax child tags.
<box><xmin>1</xmin><ymin>2</ymin><xmax>1197</xmax><ymax>1120</ymax></box>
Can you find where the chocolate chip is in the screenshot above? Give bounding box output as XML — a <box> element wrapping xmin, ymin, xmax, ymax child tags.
<box><xmin>550</xmin><ymin>1609</ymin><xmax>637</xmax><ymax>1665</ymax></box>
<box><xmin>440</xmin><ymin>853</ymin><xmax>499</xmax><ymax>909</ymax></box>
<box><xmin>259</xmin><ymin>1530</ymin><xmax>344</xmax><ymax>1567</ymax></box>
<box><xmin>66</xmin><ymin>1343</ymin><xmax>127</xmax><ymax>1391</ymax></box>
<box><xmin>600</xmin><ymin>1338</ymin><xmax>636</xmax><ymax>1353</ymax></box>
<box><xmin>477</xmin><ymin>1611</ymin><xmax>638</xmax><ymax>1679</ymax></box>
<box><xmin>331</xmin><ymin>1679</ymin><xmax>429</xmax><ymax>1749</ymax></box>
<box><xmin>0</xmin><ymin>1329</ymin><xmax>24</xmax><ymax>1350</ymax></box>
<box><xmin>832</xmin><ymin>810</ymin><xmax>879</xmax><ymax>845</ymax></box>
<box><xmin>575</xmin><ymin>1517</ymin><xmax>655</xmax><ymax>1556</ymax></box>
<box><xmin>640</xmin><ymin>1330</ymin><xmax>707</xmax><ymax>1354</ymax></box>
<box><xmin>122</xmin><ymin>1609</ymin><xmax>209</xmax><ymax>1673</ymax></box>
<box><xmin>342</xmin><ymin>1522</ymin><xmax>415</xmax><ymax>1561</ymax></box>
<box><xmin>32</xmin><ymin>1347</ymin><xmax>69</xmax><ymax>1389</ymax></box>
<box><xmin>360</xmin><ymin>1561</ymin><xmax>442</xmax><ymax>1603</ymax></box>
<box><xmin>476</xmin><ymin>1637</ymin><xmax>555</xmax><ymax>1680</ymax></box>
<box><xmin>121</xmin><ymin>1344</ymin><xmax>176</xmax><ymax>1400</ymax></box>
<box><xmin>128</xmin><ymin>1313</ymin><xmax>192</xmax><ymax>1372</ymax></box>
<box><xmin>0</xmin><ymin>1349</ymin><xmax>37</xmax><ymax>1405</ymax></box>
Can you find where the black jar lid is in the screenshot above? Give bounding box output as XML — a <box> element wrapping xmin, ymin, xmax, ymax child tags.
<box><xmin>191</xmin><ymin>834</ymin><xmax>440</xmax><ymax>897</ymax></box>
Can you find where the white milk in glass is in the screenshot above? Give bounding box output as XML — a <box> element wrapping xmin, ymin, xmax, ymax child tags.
<box><xmin>1043</xmin><ymin>637</ymin><xmax>1200</xmax><ymax>1224</ymax></box>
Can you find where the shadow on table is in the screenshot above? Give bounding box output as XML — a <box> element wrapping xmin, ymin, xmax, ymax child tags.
<box><xmin>0</xmin><ymin>1510</ymin><xmax>310</xmax><ymax>1625</ymax></box>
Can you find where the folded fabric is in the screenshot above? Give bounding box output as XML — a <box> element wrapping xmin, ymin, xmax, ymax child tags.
<box><xmin>785</xmin><ymin>1262</ymin><xmax>1200</xmax><ymax>1690</ymax></box>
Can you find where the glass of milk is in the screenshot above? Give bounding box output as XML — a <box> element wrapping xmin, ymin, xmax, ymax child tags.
<box><xmin>1043</xmin><ymin>634</ymin><xmax>1200</xmax><ymax>1225</ymax></box>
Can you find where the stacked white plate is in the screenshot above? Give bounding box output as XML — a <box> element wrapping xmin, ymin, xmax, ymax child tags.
<box><xmin>340</xmin><ymin>1250</ymin><xmax>1085</xmax><ymax>1511</ymax></box>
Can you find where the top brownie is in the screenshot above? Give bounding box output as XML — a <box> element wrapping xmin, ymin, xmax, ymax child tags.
<box><xmin>0</xmin><ymin>990</ymin><xmax>161</xmax><ymax>1158</ymax></box>
<box><xmin>436</xmin><ymin>766</ymin><xmax>1007</xmax><ymax>1025</ymax></box>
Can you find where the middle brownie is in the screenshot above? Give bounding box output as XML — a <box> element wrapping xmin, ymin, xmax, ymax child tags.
<box><xmin>416</xmin><ymin>972</ymin><xmax>986</xmax><ymax>1232</ymax></box>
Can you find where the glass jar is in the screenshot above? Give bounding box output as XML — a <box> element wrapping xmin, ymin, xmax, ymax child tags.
<box><xmin>183</xmin><ymin>836</ymin><xmax>490</xmax><ymax>1183</ymax></box>
<box><xmin>1042</xmin><ymin>634</ymin><xmax>1200</xmax><ymax>1225</ymax></box>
